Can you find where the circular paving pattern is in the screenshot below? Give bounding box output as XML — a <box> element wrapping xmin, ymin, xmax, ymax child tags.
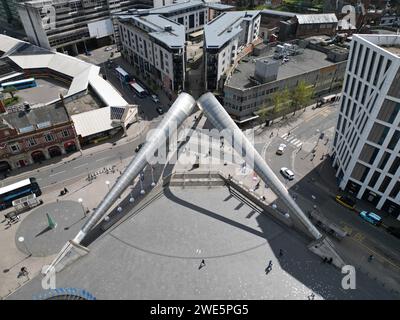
<box><xmin>15</xmin><ymin>201</ymin><xmax>89</xmax><ymax>257</ymax></box>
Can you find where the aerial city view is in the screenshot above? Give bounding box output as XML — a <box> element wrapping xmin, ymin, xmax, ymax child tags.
<box><xmin>0</xmin><ymin>0</ymin><xmax>399</xmax><ymax>304</ymax></box>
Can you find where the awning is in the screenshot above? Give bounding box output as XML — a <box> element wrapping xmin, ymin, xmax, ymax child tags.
<box><xmin>233</xmin><ymin>114</ymin><xmax>260</xmax><ymax>124</ymax></box>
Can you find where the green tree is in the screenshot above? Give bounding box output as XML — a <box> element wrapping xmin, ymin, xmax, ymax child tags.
<box><xmin>272</xmin><ymin>87</ymin><xmax>290</xmax><ymax>116</ymax></box>
<box><xmin>290</xmin><ymin>81</ymin><xmax>313</xmax><ymax>114</ymax></box>
<box><xmin>3</xmin><ymin>86</ymin><xmax>17</xmax><ymax>99</ymax></box>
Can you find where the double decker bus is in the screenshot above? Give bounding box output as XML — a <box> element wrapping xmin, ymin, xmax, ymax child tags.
<box><xmin>1</xmin><ymin>78</ymin><xmax>37</xmax><ymax>90</ymax></box>
<box><xmin>0</xmin><ymin>178</ymin><xmax>41</xmax><ymax>210</ymax></box>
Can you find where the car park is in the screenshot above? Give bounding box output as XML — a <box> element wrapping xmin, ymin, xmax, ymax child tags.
<box><xmin>359</xmin><ymin>211</ymin><xmax>382</xmax><ymax>226</ymax></box>
<box><xmin>335</xmin><ymin>195</ymin><xmax>356</xmax><ymax>210</ymax></box>
<box><xmin>280</xmin><ymin>167</ymin><xmax>294</xmax><ymax>180</ymax></box>
<box><xmin>276</xmin><ymin>143</ymin><xmax>286</xmax><ymax>155</ymax></box>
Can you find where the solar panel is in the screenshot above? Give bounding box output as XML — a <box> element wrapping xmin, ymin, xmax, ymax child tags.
<box><xmin>110</xmin><ymin>107</ymin><xmax>125</xmax><ymax>120</ymax></box>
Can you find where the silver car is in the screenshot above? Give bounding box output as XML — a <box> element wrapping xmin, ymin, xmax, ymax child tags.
<box><xmin>280</xmin><ymin>167</ymin><xmax>294</xmax><ymax>180</ymax></box>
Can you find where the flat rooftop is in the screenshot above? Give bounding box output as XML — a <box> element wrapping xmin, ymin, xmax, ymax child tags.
<box><xmin>8</xmin><ymin>187</ymin><xmax>395</xmax><ymax>299</ymax></box>
<box><xmin>227</xmin><ymin>48</ymin><xmax>335</xmax><ymax>90</ymax></box>
<box><xmin>381</xmin><ymin>46</ymin><xmax>400</xmax><ymax>57</ymax></box>
<box><xmin>64</xmin><ymin>92</ymin><xmax>104</xmax><ymax>116</ymax></box>
<box><xmin>16</xmin><ymin>78</ymin><xmax>68</xmax><ymax>105</ymax></box>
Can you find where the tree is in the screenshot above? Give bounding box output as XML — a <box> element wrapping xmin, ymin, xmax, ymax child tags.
<box><xmin>3</xmin><ymin>86</ymin><xmax>17</xmax><ymax>99</ymax></box>
<box><xmin>272</xmin><ymin>87</ymin><xmax>290</xmax><ymax>116</ymax></box>
<box><xmin>290</xmin><ymin>81</ymin><xmax>313</xmax><ymax>114</ymax></box>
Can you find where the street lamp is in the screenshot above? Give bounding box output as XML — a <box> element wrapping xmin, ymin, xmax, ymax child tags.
<box><xmin>117</xmin><ymin>206</ymin><xmax>123</xmax><ymax>213</ymax></box>
<box><xmin>78</xmin><ymin>198</ymin><xmax>85</xmax><ymax>217</ymax></box>
<box><xmin>18</xmin><ymin>236</ymin><xmax>32</xmax><ymax>257</ymax></box>
<box><xmin>105</xmin><ymin>180</ymin><xmax>110</xmax><ymax>191</ymax></box>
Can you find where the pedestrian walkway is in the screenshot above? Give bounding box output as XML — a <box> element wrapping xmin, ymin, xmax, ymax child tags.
<box><xmin>280</xmin><ymin>133</ymin><xmax>303</xmax><ymax>148</ymax></box>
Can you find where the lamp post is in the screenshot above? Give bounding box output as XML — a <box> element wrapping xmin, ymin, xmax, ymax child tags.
<box><xmin>78</xmin><ymin>198</ymin><xmax>86</xmax><ymax>217</ymax></box>
<box><xmin>117</xmin><ymin>206</ymin><xmax>122</xmax><ymax>214</ymax></box>
<box><xmin>105</xmin><ymin>180</ymin><xmax>110</xmax><ymax>192</ymax></box>
<box><xmin>150</xmin><ymin>166</ymin><xmax>156</xmax><ymax>187</ymax></box>
<box><xmin>18</xmin><ymin>236</ymin><xmax>32</xmax><ymax>257</ymax></box>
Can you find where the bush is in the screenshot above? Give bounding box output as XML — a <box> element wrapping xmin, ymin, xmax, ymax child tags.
<box><xmin>4</xmin><ymin>96</ymin><xmax>20</xmax><ymax>106</ymax></box>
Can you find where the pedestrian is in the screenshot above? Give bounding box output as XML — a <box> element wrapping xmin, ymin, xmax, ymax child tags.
<box><xmin>287</xmin><ymin>131</ymin><xmax>290</xmax><ymax>136</ymax></box>
<box><xmin>279</xmin><ymin>249</ymin><xmax>283</xmax><ymax>257</ymax></box>
<box><xmin>322</xmin><ymin>257</ymin><xmax>327</xmax><ymax>263</ymax></box>
<box><xmin>308</xmin><ymin>293</ymin><xmax>315</xmax><ymax>300</ymax></box>
<box><xmin>327</xmin><ymin>257</ymin><xmax>333</xmax><ymax>264</ymax></box>
<box><xmin>199</xmin><ymin>259</ymin><xmax>206</xmax><ymax>269</ymax></box>
<box><xmin>368</xmin><ymin>255</ymin><xmax>374</xmax><ymax>262</ymax></box>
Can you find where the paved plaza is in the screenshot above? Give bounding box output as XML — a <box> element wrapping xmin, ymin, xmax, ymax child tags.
<box><xmin>8</xmin><ymin>187</ymin><xmax>396</xmax><ymax>299</ymax></box>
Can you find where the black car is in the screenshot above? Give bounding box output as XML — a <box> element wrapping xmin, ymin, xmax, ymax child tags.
<box><xmin>135</xmin><ymin>143</ymin><xmax>144</xmax><ymax>153</ymax></box>
<box><xmin>387</xmin><ymin>227</ymin><xmax>400</xmax><ymax>239</ymax></box>
<box><xmin>156</xmin><ymin>107</ymin><xmax>164</xmax><ymax>115</ymax></box>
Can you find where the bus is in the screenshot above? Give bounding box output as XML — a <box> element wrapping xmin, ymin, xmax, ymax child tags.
<box><xmin>129</xmin><ymin>81</ymin><xmax>146</xmax><ymax>98</ymax></box>
<box><xmin>115</xmin><ymin>67</ymin><xmax>130</xmax><ymax>83</ymax></box>
<box><xmin>0</xmin><ymin>178</ymin><xmax>41</xmax><ymax>210</ymax></box>
<box><xmin>1</xmin><ymin>78</ymin><xmax>37</xmax><ymax>90</ymax></box>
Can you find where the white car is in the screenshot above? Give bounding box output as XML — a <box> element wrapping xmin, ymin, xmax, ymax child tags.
<box><xmin>151</xmin><ymin>94</ymin><xmax>160</xmax><ymax>103</ymax></box>
<box><xmin>280</xmin><ymin>167</ymin><xmax>294</xmax><ymax>180</ymax></box>
<box><xmin>105</xmin><ymin>46</ymin><xmax>113</xmax><ymax>51</ymax></box>
<box><xmin>276</xmin><ymin>143</ymin><xmax>286</xmax><ymax>155</ymax></box>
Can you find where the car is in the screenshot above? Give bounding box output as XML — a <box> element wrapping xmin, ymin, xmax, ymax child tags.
<box><xmin>156</xmin><ymin>107</ymin><xmax>164</xmax><ymax>115</ymax></box>
<box><xmin>335</xmin><ymin>195</ymin><xmax>356</xmax><ymax>210</ymax></box>
<box><xmin>280</xmin><ymin>167</ymin><xmax>294</xmax><ymax>180</ymax></box>
<box><xmin>276</xmin><ymin>143</ymin><xmax>286</xmax><ymax>155</ymax></box>
<box><xmin>105</xmin><ymin>46</ymin><xmax>113</xmax><ymax>51</ymax></box>
<box><xmin>387</xmin><ymin>226</ymin><xmax>400</xmax><ymax>239</ymax></box>
<box><xmin>359</xmin><ymin>211</ymin><xmax>382</xmax><ymax>226</ymax></box>
<box><xmin>151</xmin><ymin>94</ymin><xmax>160</xmax><ymax>103</ymax></box>
<box><xmin>135</xmin><ymin>143</ymin><xmax>144</xmax><ymax>153</ymax></box>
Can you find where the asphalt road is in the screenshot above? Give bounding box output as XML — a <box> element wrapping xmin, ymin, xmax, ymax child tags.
<box><xmin>263</xmin><ymin>106</ymin><xmax>400</xmax><ymax>268</ymax></box>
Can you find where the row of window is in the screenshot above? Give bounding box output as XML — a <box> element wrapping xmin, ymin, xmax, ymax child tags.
<box><xmin>8</xmin><ymin>130</ymin><xmax>70</xmax><ymax>153</ymax></box>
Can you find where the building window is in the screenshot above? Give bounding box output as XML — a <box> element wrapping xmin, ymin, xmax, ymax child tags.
<box><xmin>379</xmin><ymin>176</ymin><xmax>392</xmax><ymax>193</ymax></box>
<box><xmin>367</xmin><ymin>51</ymin><xmax>376</xmax><ymax>82</ymax></box>
<box><xmin>367</xmin><ymin>123</ymin><xmax>390</xmax><ymax>145</ymax></box>
<box><xmin>378</xmin><ymin>151</ymin><xmax>391</xmax><ymax>170</ymax></box>
<box><xmin>368</xmin><ymin>171</ymin><xmax>380</xmax><ymax>188</ymax></box>
<box><xmin>387</xmin><ymin>130</ymin><xmax>399</xmax><ymax>150</ymax></box>
<box><xmin>377</xmin><ymin>100</ymin><xmax>400</xmax><ymax>124</ymax></box>
<box><xmin>390</xmin><ymin>181</ymin><xmax>400</xmax><ymax>198</ymax></box>
<box><xmin>44</xmin><ymin>133</ymin><xmax>54</xmax><ymax>142</ymax></box>
<box><xmin>359</xmin><ymin>144</ymin><xmax>379</xmax><ymax>165</ymax></box>
<box><xmin>373</xmin><ymin>55</ymin><xmax>384</xmax><ymax>86</ymax></box>
<box><xmin>9</xmin><ymin>143</ymin><xmax>20</xmax><ymax>153</ymax></box>
<box><xmin>62</xmin><ymin>129</ymin><xmax>70</xmax><ymax>138</ymax></box>
<box><xmin>389</xmin><ymin>156</ymin><xmax>400</xmax><ymax>175</ymax></box>
<box><xmin>27</xmin><ymin>137</ymin><xmax>37</xmax><ymax>147</ymax></box>
<box><xmin>351</xmin><ymin>162</ymin><xmax>370</xmax><ymax>183</ymax></box>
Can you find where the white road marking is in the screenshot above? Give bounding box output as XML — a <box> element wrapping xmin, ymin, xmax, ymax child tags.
<box><xmin>291</xmin><ymin>139</ymin><xmax>299</xmax><ymax>144</ymax></box>
<box><xmin>73</xmin><ymin>163</ymin><xmax>89</xmax><ymax>169</ymax></box>
<box><xmin>294</xmin><ymin>141</ymin><xmax>303</xmax><ymax>147</ymax></box>
<box><xmin>96</xmin><ymin>157</ymin><xmax>112</xmax><ymax>162</ymax></box>
<box><xmin>49</xmin><ymin>170</ymin><xmax>66</xmax><ymax>177</ymax></box>
<box><xmin>281</xmin><ymin>133</ymin><xmax>288</xmax><ymax>139</ymax></box>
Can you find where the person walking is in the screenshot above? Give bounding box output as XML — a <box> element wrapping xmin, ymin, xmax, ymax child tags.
<box><xmin>279</xmin><ymin>249</ymin><xmax>283</xmax><ymax>257</ymax></box>
<box><xmin>368</xmin><ymin>255</ymin><xmax>374</xmax><ymax>262</ymax></box>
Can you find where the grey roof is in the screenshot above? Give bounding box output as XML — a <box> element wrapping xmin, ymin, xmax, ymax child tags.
<box><xmin>119</xmin><ymin>14</ymin><xmax>185</xmax><ymax>48</ymax></box>
<box><xmin>206</xmin><ymin>3</ymin><xmax>235</xmax><ymax>10</ymax></box>
<box><xmin>261</xmin><ymin>9</ymin><xmax>296</xmax><ymax>18</ymax></box>
<box><xmin>204</xmin><ymin>11</ymin><xmax>260</xmax><ymax>48</ymax></box>
<box><xmin>147</xmin><ymin>0</ymin><xmax>205</xmax><ymax>15</ymax></box>
<box><xmin>2</xmin><ymin>102</ymin><xmax>70</xmax><ymax>131</ymax></box>
<box><xmin>296</xmin><ymin>14</ymin><xmax>338</xmax><ymax>25</ymax></box>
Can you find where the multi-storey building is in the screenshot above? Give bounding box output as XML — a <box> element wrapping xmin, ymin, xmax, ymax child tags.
<box><xmin>332</xmin><ymin>34</ymin><xmax>400</xmax><ymax>218</ymax></box>
<box><xmin>17</xmin><ymin>0</ymin><xmax>148</xmax><ymax>53</ymax></box>
<box><xmin>0</xmin><ymin>0</ymin><xmax>23</xmax><ymax>27</ymax></box>
<box><xmin>0</xmin><ymin>102</ymin><xmax>79</xmax><ymax>172</ymax></box>
<box><xmin>204</xmin><ymin>10</ymin><xmax>261</xmax><ymax>91</ymax></box>
<box><xmin>116</xmin><ymin>12</ymin><xmax>186</xmax><ymax>95</ymax></box>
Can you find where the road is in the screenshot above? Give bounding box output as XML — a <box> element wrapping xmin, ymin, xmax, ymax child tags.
<box><xmin>261</xmin><ymin>105</ymin><xmax>400</xmax><ymax>271</ymax></box>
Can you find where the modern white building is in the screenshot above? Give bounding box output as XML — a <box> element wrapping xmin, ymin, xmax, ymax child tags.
<box><xmin>203</xmin><ymin>10</ymin><xmax>261</xmax><ymax>91</ymax></box>
<box><xmin>17</xmin><ymin>0</ymin><xmax>150</xmax><ymax>53</ymax></box>
<box><xmin>116</xmin><ymin>12</ymin><xmax>186</xmax><ymax>94</ymax></box>
<box><xmin>332</xmin><ymin>34</ymin><xmax>400</xmax><ymax>218</ymax></box>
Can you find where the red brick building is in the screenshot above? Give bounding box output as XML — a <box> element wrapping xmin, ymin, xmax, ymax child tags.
<box><xmin>0</xmin><ymin>101</ymin><xmax>80</xmax><ymax>175</ymax></box>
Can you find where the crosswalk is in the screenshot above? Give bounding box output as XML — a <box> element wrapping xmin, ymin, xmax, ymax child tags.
<box><xmin>280</xmin><ymin>133</ymin><xmax>303</xmax><ymax>148</ymax></box>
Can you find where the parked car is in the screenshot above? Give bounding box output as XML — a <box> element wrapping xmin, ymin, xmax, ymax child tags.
<box><xmin>387</xmin><ymin>226</ymin><xmax>400</xmax><ymax>239</ymax></box>
<box><xmin>105</xmin><ymin>46</ymin><xmax>113</xmax><ymax>51</ymax></box>
<box><xmin>276</xmin><ymin>143</ymin><xmax>286</xmax><ymax>155</ymax></box>
<box><xmin>135</xmin><ymin>143</ymin><xmax>144</xmax><ymax>153</ymax></box>
<box><xmin>280</xmin><ymin>167</ymin><xmax>294</xmax><ymax>180</ymax></box>
<box><xmin>156</xmin><ymin>107</ymin><xmax>164</xmax><ymax>115</ymax></box>
<box><xmin>151</xmin><ymin>94</ymin><xmax>160</xmax><ymax>103</ymax></box>
<box><xmin>335</xmin><ymin>195</ymin><xmax>356</xmax><ymax>210</ymax></box>
<box><xmin>359</xmin><ymin>211</ymin><xmax>382</xmax><ymax>226</ymax></box>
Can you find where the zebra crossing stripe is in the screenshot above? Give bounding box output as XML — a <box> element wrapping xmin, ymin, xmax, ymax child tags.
<box><xmin>286</xmin><ymin>137</ymin><xmax>296</xmax><ymax>143</ymax></box>
<box><xmin>294</xmin><ymin>141</ymin><xmax>303</xmax><ymax>147</ymax></box>
<box><xmin>281</xmin><ymin>133</ymin><xmax>288</xmax><ymax>139</ymax></box>
<box><xmin>291</xmin><ymin>138</ymin><xmax>299</xmax><ymax>144</ymax></box>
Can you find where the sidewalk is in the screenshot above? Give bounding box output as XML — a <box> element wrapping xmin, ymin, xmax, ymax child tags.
<box><xmin>1</xmin><ymin>119</ymin><xmax>150</xmax><ymax>185</ymax></box>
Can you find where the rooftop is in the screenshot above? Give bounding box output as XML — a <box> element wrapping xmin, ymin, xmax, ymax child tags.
<box><xmin>227</xmin><ymin>47</ymin><xmax>336</xmax><ymax>90</ymax></box>
<box><xmin>206</xmin><ymin>3</ymin><xmax>235</xmax><ymax>11</ymax></box>
<box><xmin>355</xmin><ymin>34</ymin><xmax>400</xmax><ymax>58</ymax></box>
<box><xmin>118</xmin><ymin>14</ymin><xmax>185</xmax><ymax>48</ymax></box>
<box><xmin>204</xmin><ymin>11</ymin><xmax>260</xmax><ymax>48</ymax></box>
<box><xmin>8</xmin><ymin>186</ymin><xmax>395</xmax><ymax>299</ymax></box>
<box><xmin>146</xmin><ymin>0</ymin><xmax>205</xmax><ymax>15</ymax></box>
<box><xmin>296</xmin><ymin>13</ymin><xmax>338</xmax><ymax>25</ymax></box>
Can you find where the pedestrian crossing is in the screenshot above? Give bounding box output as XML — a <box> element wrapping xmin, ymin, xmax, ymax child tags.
<box><xmin>280</xmin><ymin>133</ymin><xmax>303</xmax><ymax>148</ymax></box>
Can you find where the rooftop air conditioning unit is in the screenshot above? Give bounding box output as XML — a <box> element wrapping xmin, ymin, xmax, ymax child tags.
<box><xmin>165</xmin><ymin>25</ymin><xmax>172</xmax><ymax>31</ymax></box>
